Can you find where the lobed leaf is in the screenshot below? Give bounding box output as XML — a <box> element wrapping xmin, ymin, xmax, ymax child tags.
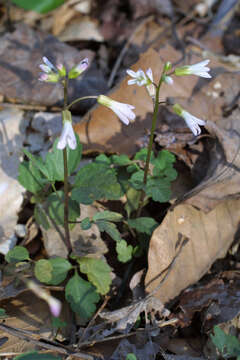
<box><xmin>5</xmin><ymin>246</ymin><xmax>30</xmax><ymax>264</ymax></box>
<box><xmin>127</xmin><ymin>217</ymin><xmax>158</xmax><ymax>235</ymax></box>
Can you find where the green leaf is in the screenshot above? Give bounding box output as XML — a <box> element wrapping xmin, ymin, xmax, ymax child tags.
<box><xmin>35</xmin><ymin>258</ymin><xmax>72</xmax><ymax>285</ymax></box>
<box><xmin>125</xmin><ymin>187</ymin><xmax>141</xmax><ymax>218</ymax></box>
<box><xmin>95</xmin><ymin>154</ymin><xmax>111</xmax><ymax>165</ymax></box>
<box><xmin>81</xmin><ymin>217</ymin><xmax>92</xmax><ymax>230</ymax></box>
<box><xmin>34</xmin><ymin>205</ymin><xmax>50</xmax><ymax>230</ymax></box>
<box><xmin>78</xmin><ymin>257</ymin><xmax>112</xmax><ymax>295</ymax></box>
<box><xmin>96</xmin><ymin>221</ymin><xmax>122</xmax><ymax>242</ymax></box>
<box><xmin>127</xmin><ymin>217</ymin><xmax>158</xmax><ymax>235</ymax></box>
<box><xmin>129</xmin><ymin>170</ymin><xmax>145</xmax><ymax>190</ymax></box>
<box><xmin>51</xmin><ymin>317</ymin><xmax>67</xmax><ymax>330</ymax></box>
<box><xmin>23</xmin><ymin>149</ymin><xmax>50</xmax><ymax>179</ymax></box>
<box><xmin>72</xmin><ymin>163</ymin><xmax>122</xmax><ymax>204</ymax></box>
<box><xmin>0</xmin><ymin>308</ymin><xmax>7</xmax><ymax>318</ymax></box>
<box><xmin>145</xmin><ymin>178</ymin><xmax>171</xmax><ymax>202</ymax></box>
<box><xmin>134</xmin><ymin>148</ymin><xmax>154</xmax><ymax>163</ymax></box>
<box><xmin>5</xmin><ymin>246</ymin><xmax>29</xmax><ymax>264</ymax></box>
<box><xmin>211</xmin><ymin>326</ymin><xmax>240</xmax><ymax>357</ymax></box>
<box><xmin>18</xmin><ymin>161</ymin><xmax>45</xmax><ymax>194</ymax></box>
<box><xmin>65</xmin><ymin>272</ymin><xmax>100</xmax><ymax>323</ymax></box>
<box><xmin>11</xmin><ymin>0</ymin><xmax>65</xmax><ymax>14</ymax></box>
<box><xmin>93</xmin><ymin>211</ymin><xmax>123</xmax><ymax>223</ymax></box>
<box><xmin>14</xmin><ymin>351</ymin><xmax>61</xmax><ymax>360</ymax></box>
<box><xmin>126</xmin><ymin>354</ymin><xmax>137</xmax><ymax>360</ymax></box>
<box><xmin>111</xmin><ymin>154</ymin><xmax>132</xmax><ymax>166</ymax></box>
<box><xmin>45</xmin><ymin>137</ymin><xmax>82</xmax><ymax>182</ymax></box>
<box><xmin>116</xmin><ymin>240</ymin><xmax>133</xmax><ymax>263</ymax></box>
<box><xmin>153</xmin><ymin>150</ymin><xmax>175</xmax><ymax>170</ymax></box>
<box><xmin>34</xmin><ymin>259</ymin><xmax>53</xmax><ymax>283</ymax></box>
<box><xmin>47</xmin><ymin>191</ymin><xmax>80</xmax><ymax>229</ymax></box>
<box><xmin>127</xmin><ymin>163</ymin><xmax>140</xmax><ymax>173</ymax></box>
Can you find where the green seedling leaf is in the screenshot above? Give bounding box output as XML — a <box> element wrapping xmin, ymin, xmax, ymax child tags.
<box><xmin>51</xmin><ymin>317</ymin><xmax>67</xmax><ymax>329</ymax></box>
<box><xmin>93</xmin><ymin>211</ymin><xmax>123</xmax><ymax>223</ymax></box>
<box><xmin>47</xmin><ymin>191</ymin><xmax>80</xmax><ymax>229</ymax></box>
<box><xmin>81</xmin><ymin>217</ymin><xmax>92</xmax><ymax>230</ymax></box>
<box><xmin>23</xmin><ymin>149</ymin><xmax>50</xmax><ymax>179</ymax></box>
<box><xmin>130</xmin><ymin>170</ymin><xmax>145</xmax><ymax>190</ymax></box>
<box><xmin>96</xmin><ymin>220</ymin><xmax>122</xmax><ymax>242</ymax></box>
<box><xmin>78</xmin><ymin>257</ymin><xmax>112</xmax><ymax>295</ymax></box>
<box><xmin>72</xmin><ymin>163</ymin><xmax>122</xmax><ymax>204</ymax></box>
<box><xmin>125</xmin><ymin>187</ymin><xmax>141</xmax><ymax>218</ymax></box>
<box><xmin>211</xmin><ymin>325</ymin><xmax>240</xmax><ymax>357</ymax></box>
<box><xmin>153</xmin><ymin>150</ymin><xmax>175</xmax><ymax>170</ymax></box>
<box><xmin>134</xmin><ymin>148</ymin><xmax>154</xmax><ymax>163</ymax></box>
<box><xmin>127</xmin><ymin>217</ymin><xmax>158</xmax><ymax>235</ymax></box>
<box><xmin>5</xmin><ymin>246</ymin><xmax>30</xmax><ymax>264</ymax></box>
<box><xmin>111</xmin><ymin>154</ymin><xmax>132</xmax><ymax>166</ymax></box>
<box><xmin>14</xmin><ymin>351</ymin><xmax>61</xmax><ymax>360</ymax></box>
<box><xmin>34</xmin><ymin>205</ymin><xmax>50</xmax><ymax>230</ymax></box>
<box><xmin>11</xmin><ymin>0</ymin><xmax>65</xmax><ymax>14</ymax></box>
<box><xmin>145</xmin><ymin>178</ymin><xmax>171</xmax><ymax>202</ymax></box>
<box><xmin>126</xmin><ymin>354</ymin><xmax>137</xmax><ymax>360</ymax></box>
<box><xmin>95</xmin><ymin>153</ymin><xmax>111</xmax><ymax>164</ymax></box>
<box><xmin>34</xmin><ymin>259</ymin><xmax>53</xmax><ymax>283</ymax></box>
<box><xmin>35</xmin><ymin>258</ymin><xmax>72</xmax><ymax>285</ymax></box>
<box><xmin>0</xmin><ymin>308</ymin><xmax>7</xmax><ymax>318</ymax></box>
<box><xmin>45</xmin><ymin>137</ymin><xmax>82</xmax><ymax>182</ymax></box>
<box><xmin>127</xmin><ymin>163</ymin><xmax>140</xmax><ymax>173</ymax></box>
<box><xmin>65</xmin><ymin>272</ymin><xmax>100</xmax><ymax>323</ymax></box>
<box><xmin>18</xmin><ymin>161</ymin><xmax>45</xmax><ymax>194</ymax></box>
<box><xmin>116</xmin><ymin>240</ymin><xmax>133</xmax><ymax>263</ymax></box>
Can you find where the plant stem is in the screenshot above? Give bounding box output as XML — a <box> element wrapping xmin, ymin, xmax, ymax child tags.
<box><xmin>67</xmin><ymin>95</ymin><xmax>98</xmax><ymax>110</ymax></box>
<box><xmin>136</xmin><ymin>73</ymin><xmax>165</xmax><ymax>217</ymax></box>
<box><xmin>62</xmin><ymin>77</ymin><xmax>72</xmax><ymax>253</ymax></box>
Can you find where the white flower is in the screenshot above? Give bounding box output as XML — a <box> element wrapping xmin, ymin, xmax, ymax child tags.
<box><xmin>173</xmin><ymin>104</ymin><xmax>205</xmax><ymax>136</ymax></box>
<box><xmin>126</xmin><ymin>69</ymin><xmax>149</xmax><ymax>86</ymax></box>
<box><xmin>57</xmin><ymin>121</ymin><xmax>77</xmax><ymax>150</ymax></box>
<box><xmin>175</xmin><ymin>59</ymin><xmax>211</xmax><ymax>78</ymax></box>
<box><xmin>48</xmin><ymin>296</ymin><xmax>62</xmax><ymax>317</ymax></box>
<box><xmin>97</xmin><ymin>95</ymin><xmax>135</xmax><ymax>125</ymax></box>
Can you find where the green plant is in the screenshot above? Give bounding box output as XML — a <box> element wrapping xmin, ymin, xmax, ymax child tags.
<box><xmin>211</xmin><ymin>325</ymin><xmax>240</xmax><ymax>359</ymax></box>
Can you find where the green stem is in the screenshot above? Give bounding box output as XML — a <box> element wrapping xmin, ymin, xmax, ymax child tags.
<box><xmin>62</xmin><ymin>77</ymin><xmax>72</xmax><ymax>253</ymax></box>
<box><xmin>67</xmin><ymin>95</ymin><xmax>98</xmax><ymax>110</ymax></box>
<box><xmin>136</xmin><ymin>72</ymin><xmax>165</xmax><ymax>217</ymax></box>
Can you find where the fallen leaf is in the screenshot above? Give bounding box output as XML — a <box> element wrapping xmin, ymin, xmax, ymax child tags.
<box><xmin>145</xmin><ymin>198</ymin><xmax>240</xmax><ymax>304</ymax></box>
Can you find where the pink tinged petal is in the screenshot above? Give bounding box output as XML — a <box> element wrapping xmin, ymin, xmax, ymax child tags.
<box><xmin>48</xmin><ymin>296</ymin><xmax>62</xmax><ymax>317</ymax></box>
<box><xmin>164</xmin><ymin>76</ymin><xmax>174</xmax><ymax>85</ymax></box>
<box><xmin>39</xmin><ymin>64</ymin><xmax>51</xmax><ymax>73</ymax></box>
<box><xmin>76</xmin><ymin>58</ymin><xmax>89</xmax><ymax>72</ymax></box>
<box><xmin>42</xmin><ymin>56</ymin><xmax>56</xmax><ymax>71</ymax></box>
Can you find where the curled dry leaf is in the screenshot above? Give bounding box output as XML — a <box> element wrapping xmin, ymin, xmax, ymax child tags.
<box><xmin>145</xmin><ymin>199</ymin><xmax>240</xmax><ymax>304</ymax></box>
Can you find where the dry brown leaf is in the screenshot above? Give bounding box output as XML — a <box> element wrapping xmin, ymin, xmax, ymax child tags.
<box><xmin>145</xmin><ymin>198</ymin><xmax>240</xmax><ymax>304</ymax></box>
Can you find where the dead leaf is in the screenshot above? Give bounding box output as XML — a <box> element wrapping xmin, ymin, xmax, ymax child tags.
<box><xmin>111</xmin><ymin>338</ymin><xmax>160</xmax><ymax>360</ymax></box>
<box><xmin>145</xmin><ymin>198</ymin><xmax>240</xmax><ymax>304</ymax></box>
<box><xmin>129</xmin><ymin>0</ymin><xmax>173</xmax><ymax>18</ymax></box>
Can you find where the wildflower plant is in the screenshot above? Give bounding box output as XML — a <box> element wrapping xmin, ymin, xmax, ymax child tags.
<box><xmin>6</xmin><ymin>56</ymin><xmax>210</xmax><ymax>323</ymax></box>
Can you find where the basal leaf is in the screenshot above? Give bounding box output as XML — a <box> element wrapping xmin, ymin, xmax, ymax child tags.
<box><xmin>116</xmin><ymin>240</ymin><xmax>133</xmax><ymax>263</ymax></box>
<box><xmin>18</xmin><ymin>161</ymin><xmax>45</xmax><ymax>194</ymax></box>
<box><xmin>47</xmin><ymin>191</ymin><xmax>80</xmax><ymax>228</ymax></box>
<box><xmin>125</xmin><ymin>187</ymin><xmax>141</xmax><ymax>218</ymax></box>
<box><xmin>93</xmin><ymin>211</ymin><xmax>123</xmax><ymax>223</ymax></box>
<box><xmin>95</xmin><ymin>153</ymin><xmax>111</xmax><ymax>165</ymax></box>
<box><xmin>153</xmin><ymin>150</ymin><xmax>175</xmax><ymax>170</ymax></box>
<box><xmin>78</xmin><ymin>257</ymin><xmax>112</xmax><ymax>295</ymax></box>
<box><xmin>14</xmin><ymin>351</ymin><xmax>61</xmax><ymax>360</ymax></box>
<box><xmin>48</xmin><ymin>257</ymin><xmax>72</xmax><ymax>285</ymax></box>
<box><xmin>134</xmin><ymin>148</ymin><xmax>155</xmax><ymax>163</ymax></box>
<box><xmin>65</xmin><ymin>272</ymin><xmax>100</xmax><ymax>323</ymax></box>
<box><xmin>34</xmin><ymin>259</ymin><xmax>53</xmax><ymax>283</ymax></box>
<box><xmin>5</xmin><ymin>246</ymin><xmax>30</xmax><ymax>264</ymax></box>
<box><xmin>145</xmin><ymin>178</ymin><xmax>171</xmax><ymax>202</ymax></box>
<box><xmin>129</xmin><ymin>170</ymin><xmax>145</xmax><ymax>190</ymax></box>
<box><xmin>11</xmin><ymin>0</ymin><xmax>65</xmax><ymax>14</ymax></box>
<box><xmin>34</xmin><ymin>205</ymin><xmax>50</xmax><ymax>230</ymax></box>
<box><xmin>96</xmin><ymin>220</ymin><xmax>122</xmax><ymax>242</ymax></box>
<box><xmin>111</xmin><ymin>154</ymin><xmax>132</xmax><ymax>166</ymax></box>
<box><xmin>72</xmin><ymin>163</ymin><xmax>122</xmax><ymax>204</ymax></box>
<box><xmin>127</xmin><ymin>217</ymin><xmax>158</xmax><ymax>235</ymax></box>
<box><xmin>81</xmin><ymin>217</ymin><xmax>92</xmax><ymax>230</ymax></box>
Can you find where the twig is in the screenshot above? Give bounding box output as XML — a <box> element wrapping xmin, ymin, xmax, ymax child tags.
<box><xmin>0</xmin><ymin>323</ymin><xmax>94</xmax><ymax>360</ymax></box>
